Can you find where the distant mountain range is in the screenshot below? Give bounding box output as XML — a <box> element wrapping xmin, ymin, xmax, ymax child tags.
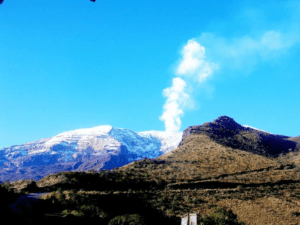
<box><xmin>2</xmin><ymin>115</ymin><xmax>299</xmax><ymax>184</ymax></box>
<box><xmin>0</xmin><ymin>126</ymin><xmax>182</xmax><ymax>183</ymax></box>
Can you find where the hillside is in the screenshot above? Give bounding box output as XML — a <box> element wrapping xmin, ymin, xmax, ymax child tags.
<box><xmin>116</xmin><ymin>116</ymin><xmax>300</xmax><ymax>224</ymax></box>
<box><xmin>4</xmin><ymin>115</ymin><xmax>300</xmax><ymax>225</ymax></box>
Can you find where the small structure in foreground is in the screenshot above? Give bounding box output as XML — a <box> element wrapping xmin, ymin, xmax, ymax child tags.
<box><xmin>181</xmin><ymin>213</ymin><xmax>197</xmax><ymax>225</ymax></box>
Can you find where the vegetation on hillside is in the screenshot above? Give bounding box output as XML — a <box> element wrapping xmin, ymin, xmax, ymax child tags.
<box><xmin>3</xmin><ymin>121</ymin><xmax>300</xmax><ymax>225</ymax></box>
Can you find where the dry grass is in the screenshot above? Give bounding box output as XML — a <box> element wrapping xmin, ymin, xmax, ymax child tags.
<box><xmin>29</xmin><ymin>129</ymin><xmax>300</xmax><ymax>225</ymax></box>
<box><xmin>215</xmin><ymin>196</ymin><xmax>300</xmax><ymax>225</ymax></box>
<box><xmin>119</xmin><ymin>134</ymin><xmax>282</xmax><ymax>183</ymax></box>
<box><xmin>115</xmin><ymin>133</ymin><xmax>300</xmax><ymax>225</ymax></box>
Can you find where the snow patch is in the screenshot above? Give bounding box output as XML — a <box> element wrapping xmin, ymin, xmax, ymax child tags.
<box><xmin>138</xmin><ymin>130</ymin><xmax>183</xmax><ymax>153</ymax></box>
<box><xmin>243</xmin><ymin>125</ymin><xmax>272</xmax><ymax>134</ymax></box>
<box><xmin>45</xmin><ymin>125</ymin><xmax>113</xmax><ymax>148</ymax></box>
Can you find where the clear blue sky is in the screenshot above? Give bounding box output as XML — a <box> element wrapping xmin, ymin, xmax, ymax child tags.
<box><xmin>1</xmin><ymin>0</ymin><xmax>300</xmax><ymax>149</ymax></box>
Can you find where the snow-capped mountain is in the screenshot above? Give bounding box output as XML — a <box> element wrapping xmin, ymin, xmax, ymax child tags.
<box><xmin>0</xmin><ymin>126</ymin><xmax>183</xmax><ymax>183</ymax></box>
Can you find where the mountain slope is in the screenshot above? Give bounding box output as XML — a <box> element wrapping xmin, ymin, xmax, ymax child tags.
<box><xmin>179</xmin><ymin>115</ymin><xmax>300</xmax><ymax>158</ymax></box>
<box><xmin>114</xmin><ymin>116</ymin><xmax>300</xmax><ymax>224</ymax></box>
<box><xmin>0</xmin><ymin>126</ymin><xmax>182</xmax><ymax>183</ymax></box>
<box><xmin>119</xmin><ymin>115</ymin><xmax>300</xmax><ymax>184</ymax></box>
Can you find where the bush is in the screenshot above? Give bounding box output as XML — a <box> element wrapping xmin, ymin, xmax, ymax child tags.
<box><xmin>108</xmin><ymin>214</ymin><xmax>146</xmax><ymax>225</ymax></box>
<box><xmin>69</xmin><ymin>189</ymin><xmax>76</xmax><ymax>195</ymax></box>
<box><xmin>236</xmin><ymin>185</ymin><xmax>243</xmax><ymax>191</ymax></box>
<box><xmin>57</xmin><ymin>191</ymin><xmax>64</xmax><ymax>201</ymax></box>
<box><xmin>99</xmin><ymin>210</ymin><xmax>111</xmax><ymax>219</ymax></box>
<box><xmin>68</xmin><ymin>189</ymin><xmax>79</xmax><ymax>203</ymax></box>
<box><xmin>78</xmin><ymin>204</ymin><xmax>103</xmax><ymax>217</ymax></box>
<box><xmin>61</xmin><ymin>209</ymin><xmax>71</xmax><ymax>216</ymax></box>
<box><xmin>198</xmin><ymin>206</ymin><xmax>245</xmax><ymax>225</ymax></box>
<box><xmin>1</xmin><ymin>181</ymin><xmax>11</xmax><ymax>190</ymax></box>
<box><xmin>71</xmin><ymin>177</ymin><xmax>79</xmax><ymax>183</ymax></box>
<box><xmin>71</xmin><ymin>210</ymin><xmax>85</xmax><ymax>217</ymax></box>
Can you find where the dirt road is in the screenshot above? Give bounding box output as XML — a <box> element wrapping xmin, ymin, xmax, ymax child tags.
<box><xmin>9</xmin><ymin>192</ymin><xmax>51</xmax><ymax>213</ymax></box>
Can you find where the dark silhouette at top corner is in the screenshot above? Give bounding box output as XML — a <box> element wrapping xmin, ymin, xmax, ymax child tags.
<box><xmin>90</xmin><ymin>0</ymin><xmax>96</xmax><ymax>2</ymax></box>
<box><xmin>0</xmin><ymin>0</ymin><xmax>4</xmax><ymax>5</ymax></box>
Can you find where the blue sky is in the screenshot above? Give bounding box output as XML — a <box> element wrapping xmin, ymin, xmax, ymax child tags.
<box><xmin>1</xmin><ymin>0</ymin><xmax>300</xmax><ymax>149</ymax></box>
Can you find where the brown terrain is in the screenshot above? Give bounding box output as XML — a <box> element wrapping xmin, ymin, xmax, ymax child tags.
<box><xmin>2</xmin><ymin>115</ymin><xmax>300</xmax><ymax>225</ymax></box>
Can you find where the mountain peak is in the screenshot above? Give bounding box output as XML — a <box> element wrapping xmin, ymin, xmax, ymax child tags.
<box><xmin>178</xmin><ymin>115</ymin><xmax>299</xmax><ymax>158</ymax></box>
<box><xmin>212</xmin><ymin>115</ymin><xmax>235</xmax><ymax>123</ymax></box>
<box><xmin>211</xmin><ymin>115</ymin><xmax>242</xmax><ymax>130</ymax></box>
<box><xmin>55</xmin><ymin>125</ymin><xmax>113</xmax><ymax>137</ymax></box>
<box><xmin>178</xmin><ymin>115</ymin><xmax>243</xmax><ymax>146</ymax></box>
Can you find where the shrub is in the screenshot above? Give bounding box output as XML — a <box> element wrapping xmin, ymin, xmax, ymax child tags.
<box><xmin>61</xmin><ymin>209</ymin><xmax>71</xmax><ymax>217</ymax></box>
<box><xmin>237</xmin><ymin>185</ymin><xmax>243</xmax><ymax>191</ymax></box>
<box><xmin>99</xmin><ymin>210</ymin><xmax>110</xmax><ymax>219</ymax></box>
<box><xmin>198</xmin><ymin>206</ymin><xmax>245</xmax><ymax>225</ymax></box>
<box><xmin>69</xmin><ymin>189</ymin><xmax>76</xmax><ymax>194</ymax></box>
<box><xmin>71</xmin><ymin>210</ymin><xmax>85</xmax><ymax>217</ymax></box>
<box><xmin>1</xmin><ymin>181</ymin><xmax>11</xmax><ymax>190</ymax></box>
<box><xmin>57</xmin><ymin>192</ymin><xmax>64</xmax><ymax>201</ymax></box>
<box><xmin>68</xmin><ymin>189</ymin><xmax>78</xmax><ymax>202</ymax></box>
<box><xmin>79</xmin><ymin>204</ymin><xmax>103</xmax><ymax>217</ymax></box>
<box><xmin>71</xmin><ymin>177</ymin><xmax>79</xmax><ymax>183</ymax></box>
<box><xmin>108</xmin><ymin>214</ymin><xmax>146</xmax><ymax>225</ymax></box>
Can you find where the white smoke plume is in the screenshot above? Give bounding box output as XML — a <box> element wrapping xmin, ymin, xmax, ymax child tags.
<box><xmin>176</xmin><ymin>39</ymin><xmax>217</xmax><ymax>83</ymax></box>
<box><xmin>160</xmin><ymin>1</ymin><xmax>300</xmax><ymax>133</ymax></box>
<box><xmin>160</xmin><ymin>39</ymin><xmax>217</xmax><ymax>132</ymax></box>
<box><xmin>159</xmin><ymin>77</ymin><xmax>189</xmax><ymax>133</ymax></box>
<box><xmin>160</xmin><ymin>27</ymin><xmax>300</xmax><ymax>133</ymax></box>
<box><xmin>195</xmin><ymin>30</ymin><xmax>300</xmax><ymax>73</ymax></box>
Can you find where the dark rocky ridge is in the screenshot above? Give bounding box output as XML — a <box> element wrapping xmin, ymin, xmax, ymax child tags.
<box><xmin>179</xmin><ymin>115</ymin><xmax>300</xmax><ymax>158</ymax></box>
